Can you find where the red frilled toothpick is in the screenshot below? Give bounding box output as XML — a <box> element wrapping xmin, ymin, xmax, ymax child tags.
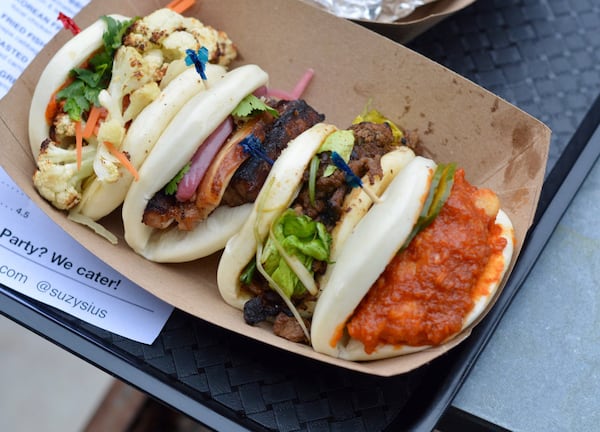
<box><xmin>57</xmin><ymin>12</ymin><xmax>81</xmax><ymax>35</ymax></box>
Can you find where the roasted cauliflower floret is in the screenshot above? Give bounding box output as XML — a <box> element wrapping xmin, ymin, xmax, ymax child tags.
<box><xmin>123</xmin><ymin>81</ymin><xmax>161</xmax><ymax>123</ymax></box>
<box><xmin>95</xmin><ymin>45</ymin><xmax>164</xmax><ymax>182</ymax></box>
<box><xmin>53</xmin><ymin>112</ymin><xmax>77</xmax><ymax>142</ymax></box>
<box><xmin>33</xmin><ymin>139</ymin><xmax>97</xmax><ymax>210</ymax></box>
<box><xmin>100</xmin><ymin>46</ymin><xmax>162</xmax><ymax>125</ymax></box>
<box><xmin>37</xmin><ymin>8</ymin><xmax>239</xmax><ymax>201</ymax></box>
<box><xmin>93</xmin><ymin>117</ymin><xmax>129</xmax><ymax>183</ymax></box>
<box><xmin>97</xmin><ymin>118</ymin><xmax>126</xmax><ymax>145</ymax></box>
<box><xmin>91</xmin><ymin>8</ymin><xmax>237</xmax><ymax>182</ymax></box>
<box><xmin>123</xmin><ymin>8</ymin><xmax>237</xmax><ymax>65</ymax></box>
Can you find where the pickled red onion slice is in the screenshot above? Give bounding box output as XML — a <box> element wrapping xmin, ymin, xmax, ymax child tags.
<box><xmin>265</xmin><ymin>68</ymin><xmax>315</xmax><ymax>100</ymax></box>
<box><xmin>253</xmin><ymin>86</ymin><xmax>268</xmax><ymax>97</ymax></box>
<box><xmin>176</xmin><ymin>117</ymin><xmax>234</xmax><ymax>201</ymax></box>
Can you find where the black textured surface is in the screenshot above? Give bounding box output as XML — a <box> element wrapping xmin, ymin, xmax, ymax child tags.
<box><xmin>408</xmin><ymin>0</ymin><xmax>600</xmax><ymax>172</ymax></box>
<box><xmin>1</xmin><ymin>292</ymin><xmax>427</xmax><ymax>431</ymax></box>
<box><xmin>3</xmin><ymin>1</ymin><xmax>600</xmax><ymax>431</ymax></box>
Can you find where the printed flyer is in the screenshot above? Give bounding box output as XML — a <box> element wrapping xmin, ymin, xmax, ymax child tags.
<box><xmin>0</xmin><ymin>167</ymin><xmax>173</xmax><ymax>343</ymax></box>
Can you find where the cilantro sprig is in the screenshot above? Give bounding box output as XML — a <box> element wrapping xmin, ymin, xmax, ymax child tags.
<box><xmin>56</xmin><ymin>15</ymin><xmax>137</xmax><ymax>121</ymax></box>
<box><xmin>232</xmin><ymin>94</ymin><xmax>279</xmax><ymax>119</ymax></box>
<box><xmin>165</xmin><ymin>163</ymin><xmax>191</xmax><ymax>195</ymax></box>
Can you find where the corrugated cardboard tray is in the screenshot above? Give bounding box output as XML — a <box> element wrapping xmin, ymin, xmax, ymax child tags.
<box><xmin>0</xmin><ymin>0</ymin><xmax>550</xmax><ymax>376</ymax></box>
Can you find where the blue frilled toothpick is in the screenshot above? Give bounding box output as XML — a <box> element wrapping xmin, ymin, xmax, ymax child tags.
<box><xmin>331</xmin><ymin>151</ymin><xmax>382</xmax><ymax>203</ymax></box>
<box><xmin>185</xmin><ymin>47</ymin><xmax>209</xmax><ymax>80</ymax></box>
<box><xmin>240</xmin><ymin>134</ymin><xmax>274</xmax><ymax>165</ymax></box>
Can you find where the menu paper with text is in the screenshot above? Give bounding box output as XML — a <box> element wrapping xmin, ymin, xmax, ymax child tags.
<box><xmin>0</xmin><ymin>1</ymin><xmax>174</xmax><ymax>343</ymax></box>
<box><xmin>0</xmin><ymin>0</ymin><xmax>92</xmax><ymax>100</ymax></box>
<box><xmin>0</xmin><ymin>167</ymin><xmax>173</xmax><ymax>344</ymax></box>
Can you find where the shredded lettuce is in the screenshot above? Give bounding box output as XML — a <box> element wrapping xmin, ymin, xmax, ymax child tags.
<box><xmin>68</xmin><ymin>211</ymin><xmax>118</xmax><ymax>244</ymax></box>
<box><xmin>250</xmin><ymin>183</ymin><xmax>313</xmax><ymax>341</ymax></box>
<box><xmin>260</xmin><ymin>209</ymin><xmax>331</xmax><ymax>298</ymax></box>
<box><xmin>255</xmin><ymin>240</ymin><xmax>311</xmax><ymax>342</ymax></box>
<box><xmin>318</xmin><ymin>130</ymin><xmax>354</xmax><ymax>177</ymax></box>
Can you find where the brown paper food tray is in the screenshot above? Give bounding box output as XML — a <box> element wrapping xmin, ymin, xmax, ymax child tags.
<box><xmin>0</xmin><ymin>0</ymin><xmax>550</xmax><ymax>376</ymax></box>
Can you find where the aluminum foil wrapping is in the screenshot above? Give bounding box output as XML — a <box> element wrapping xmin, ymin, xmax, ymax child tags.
<box><xmin>308</xmin><ymin>0</ymin><xmax>436</xmax><ymax>22</ymax></box>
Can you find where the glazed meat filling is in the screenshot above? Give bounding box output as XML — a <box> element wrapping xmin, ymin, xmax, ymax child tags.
<box><xmin>294</xmin><ymin>121</ymin><xmax>398</xmax><ymax>229</ymax></box>
<box><xmin>242</xmin><ymin>121</ymin><xmax>404</xmax><ymax>342</ymax></box>
<box><xmin>222</xmin><ymin>99</ymin><xmax>327</xmax><ymax>206</ymax></box>
<box><xmin>142</xmin><ymin>99</ymin><xmax>324</xmax><ymax>231</ymax></box>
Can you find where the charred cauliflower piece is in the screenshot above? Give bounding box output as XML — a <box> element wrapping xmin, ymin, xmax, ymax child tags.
<box><xmin>94</xmin><ymin>8</ymin><xmax>238</xmax><ymax>183</ymax></box>
<box><xmin>34</xmin><ymin>8</ymin><xmax>238</xmax><ymax>214</ymax></box>
<box><xmin>53</xmin><ymin>112</ymin><xmax>77</xmax><ymax>143</ymax></box>
<box><xmin>33</xmin><ymin>139</ymin><xmax>97</xmax><ymax>210</ymax></box>
<box><xmin>123</xmin><ymin>8</ymin><xmax>237</xmax><ymax>65</ymax></box>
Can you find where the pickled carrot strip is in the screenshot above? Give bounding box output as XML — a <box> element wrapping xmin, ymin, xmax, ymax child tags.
<box><xmin>104</xmin><ymin>141</ymin><xmax>140</xmax><ymax>181</ymax></box>
<box><xmin>166</xmin><ymin>0</ymin><xmax>196</xmax><ymax>14</ymax></box>
<box><xmin>82</xmin><ymin>105</ymin><xmax>106</xmax><ymax>139</ymax></box>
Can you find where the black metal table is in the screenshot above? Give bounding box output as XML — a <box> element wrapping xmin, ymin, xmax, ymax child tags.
<box><xmin>2</xmin><ymin>0</ymin><xmax>600</xmax><ymax>430</ymax></box>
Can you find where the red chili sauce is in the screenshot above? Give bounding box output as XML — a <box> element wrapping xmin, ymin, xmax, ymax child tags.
<box><xmin>346</xmin><ymin>169</ymin><xmax>507</xmax><ymax>353</ymax></box>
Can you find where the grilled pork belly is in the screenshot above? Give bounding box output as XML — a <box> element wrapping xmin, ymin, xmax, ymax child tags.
<box><xmin>222</xmin><ymin>99</ymin><xmax>325</xmax><ymax>206</ymax></box>
<box><xmin>142</xmin><ymin>99</ymin><xmax>324</xmax><ymax>230</ymax></box>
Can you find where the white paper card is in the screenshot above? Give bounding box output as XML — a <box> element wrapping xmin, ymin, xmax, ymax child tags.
<box><xmin>0</xmin><ymin>167</ymin><xmax>173</xmax><ymax>344</ymax></box>
<box><xmin>0</xmin><ymin>0</ymin><xmax>92</xmax><ymax>99</ymax></box>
